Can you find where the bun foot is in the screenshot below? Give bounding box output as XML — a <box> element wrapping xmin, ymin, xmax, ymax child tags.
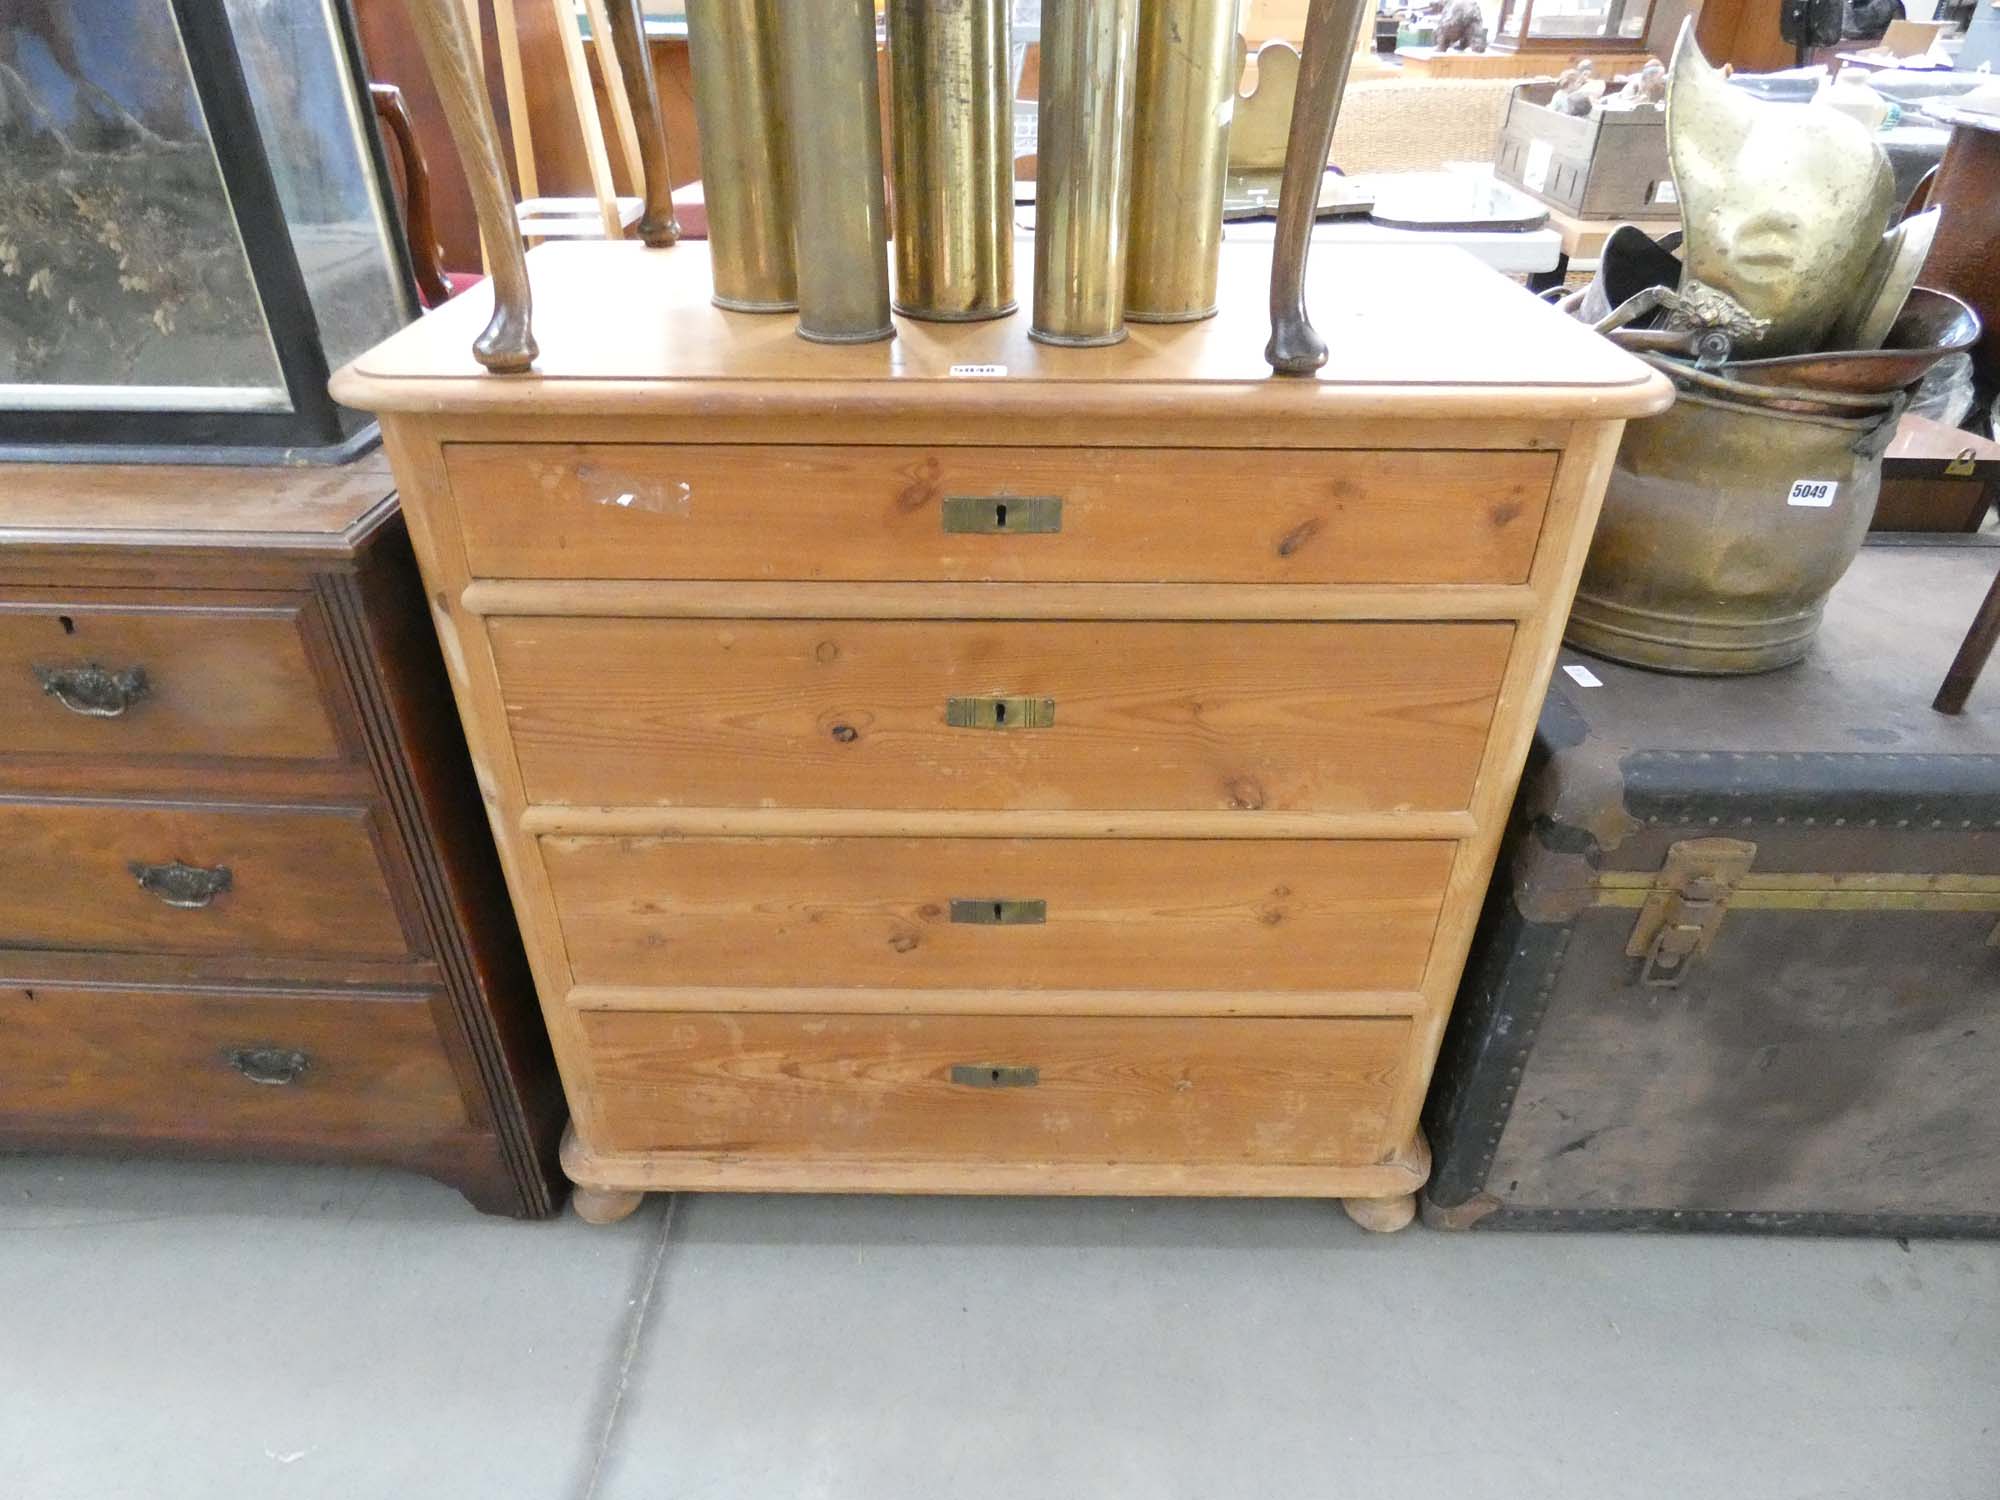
<box><xmin>1342</xmin><ymin>1192</ymin><xmax>1417</xmax><ymax>1234</ymax></box>
<box><xmin>572</xmin><ymin>1186</ymin><xmax>646</xmax><ymax>1225</ymax></box>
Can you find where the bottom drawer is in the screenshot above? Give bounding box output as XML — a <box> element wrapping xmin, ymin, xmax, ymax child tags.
<box><xmin>0</xmin><ymin>982</ymin><xmax>471</xmax><ymax>1143</ymax></box>
<box><xmin>578</xmin><ymin>1010</ymin><xmax>1411</xmax><ymax>1166</ymax></box>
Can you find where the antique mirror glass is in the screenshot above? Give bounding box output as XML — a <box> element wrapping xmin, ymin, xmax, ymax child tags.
<box><xmin>0</xmin><ymin>0</ymin><xmax>290</xmax><ymax>412</ymax></box>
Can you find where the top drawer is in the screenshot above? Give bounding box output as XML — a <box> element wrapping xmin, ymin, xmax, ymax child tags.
<box><xmin>0</xmin><ymin>598</ymin><xmax>342</xmax><ymax>764</ymax></box>
<box><xmin>446</xmin><ymin>444</ymin><xmax>1557</xmax><ymax>585</ymax></box>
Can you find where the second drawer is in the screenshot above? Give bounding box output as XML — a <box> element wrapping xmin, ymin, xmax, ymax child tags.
<box><xmin>544</xmin><ymin>836</ymin><xmax>1453</xmax><ymax>993</ymax></box>
<box><xmin>494</xmin><ymin>618</ymin><xmax>1513</xmax><ymax>815</ymax></box>
<box><xmin>0</xmin><ymin>799</ymin><xmax>416</xmax><ymax>961</ymax></box>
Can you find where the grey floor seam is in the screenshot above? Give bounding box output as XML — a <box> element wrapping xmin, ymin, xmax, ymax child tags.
<box><xmin>575</xmin><ymin>1194</ymin><xmax>679</xmax><ymax>1500</ymax></box>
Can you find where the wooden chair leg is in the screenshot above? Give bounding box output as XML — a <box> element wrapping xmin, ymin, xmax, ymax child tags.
<box><xmin>1265</xmin><ymin>0</ymin><xmax>1370</xmax><ymax>375</ymax></box>
<box><xmin>1934</xmin><ymin>560</ymin><xmax>2000</xmax><ymax>715</ymax></box>
<box><xmin>399</xmin><ymin>0</ymin><xmax>537</xmax><ymax>372</ymax></box>
<box><xmin>551</xmin><ymin>0</ymin><xmax>626</xmax><ymax>238</ymax></box>
<box><xmin>600</xmin><ymin>0</ymin><xmax>682</xmax><ymax>245</ymax></box>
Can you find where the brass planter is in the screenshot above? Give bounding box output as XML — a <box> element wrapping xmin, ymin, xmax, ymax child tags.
<box><xmin>886</xmin><ymin>0</ymin><xmax>1014</xmax><ymax>322</ymax></box>
<box><xmin>1030</xmin><ymin>0</ymin><xmax>1141</xmax><ymax>347</ymax></box>
<box><xmin>685</xmin><ymin>0</ymin><xmax>796</xmax><ymax>311</ymax></box>
<box><xmin>774</xmin><ymin>0</ymin><xmax>894</xmax><ymax>342</ymax></box>
<box><xmin>1126</xmin><ymin>0</ymin><xmax>1239</xmax><ymax>324</ymax></box>
<box><xmin>1567</xmin><ymin>372</ymin><xmax>1904</xmax><ymax>675</ymax></box>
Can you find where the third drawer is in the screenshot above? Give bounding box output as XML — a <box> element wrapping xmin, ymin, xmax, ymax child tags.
<box><xmin>493</xmin><ymin>618</ymin><xmax>1514</xmax><ymax>815</ymax></box>
<box><xmin>543</xmin><ymin>835</ymin><xmax>1453</xmax><ymax>994</ymax></box>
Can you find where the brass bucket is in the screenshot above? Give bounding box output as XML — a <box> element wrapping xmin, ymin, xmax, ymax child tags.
<box><xmin>886</xmin><ymin>0</ymin><xmax>1014</xmax><ymax>322</ymax></box>
<box><xmin>1567</xmin><ymin>366</ymin><xmax>1904</xmax><ymax>675</ymax></box>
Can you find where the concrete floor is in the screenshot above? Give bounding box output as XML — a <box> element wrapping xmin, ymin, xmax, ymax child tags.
<box><xmin>2</xmin><ymin>1156</ymin><xmax>1996</xmax><ymax>1500</ymax></box>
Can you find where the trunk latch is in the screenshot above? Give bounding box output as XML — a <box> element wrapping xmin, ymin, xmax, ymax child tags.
<box><xmin>1625</xmin><ymin>838</ymin><xmax>1758</xmax><ymax>987</ymax></box>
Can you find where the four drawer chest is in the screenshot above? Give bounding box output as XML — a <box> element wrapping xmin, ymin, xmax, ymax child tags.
<box><xmin>333</xmin><ymin>239</ymin><xmax>1670</xmax><ymax>1228</ymax></box>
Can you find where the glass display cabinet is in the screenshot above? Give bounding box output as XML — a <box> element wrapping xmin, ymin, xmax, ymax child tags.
<box><xmin>1494</xmin><ymin>0</ymin><xmax>1658</xmax><ymax>52</ymax></box>
<box><xmin>0</xmin><ymin>0</ymin><xmax>418</xmax><ymax>458</ymax></box>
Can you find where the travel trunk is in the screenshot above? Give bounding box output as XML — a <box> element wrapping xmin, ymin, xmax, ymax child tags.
<box><xmin>1424</xmin><ymin>539</ymin><xmax>2000</xmax><ymax>1236</ymax></box>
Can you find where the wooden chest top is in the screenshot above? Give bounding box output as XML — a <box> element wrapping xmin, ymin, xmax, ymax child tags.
<box><xmin>331</xmin><ymin>240</ymin><xmax>1671</xmax><ymax>429</ymax></box>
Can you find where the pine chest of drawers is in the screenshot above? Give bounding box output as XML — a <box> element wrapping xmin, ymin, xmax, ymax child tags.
<box><xmin>333</xmin><ymin>239</ymin><xmax>1671</xmax><ymax>1227</ymax></box>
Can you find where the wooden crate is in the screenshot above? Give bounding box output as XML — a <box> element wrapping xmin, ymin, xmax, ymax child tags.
<box><xmin>1493</xmin><ymin>82</ymin><xmax>1672</xmax><ymax>219</ymax></box>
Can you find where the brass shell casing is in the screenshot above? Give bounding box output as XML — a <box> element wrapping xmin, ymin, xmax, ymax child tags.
<box><xmin>774</xmin><ymin>0</ymin><xmax>895</xmax><ymax>342</ymax></box>
<box><xmin>685</xmin><ymin>0</ymin><xmax>797</xmax><ymax>311</ymax></box>
<box><xmin>1126</xmin><ymin>0</ymin><xmax>1239</xmax><ymax>324</ymax></box>
<box><xmin>886</xmin><ymin>0</ymin><xmax>1016</xmax><ymax>322</ymax></box>
<box><xmin>1030</xmin><ymin>0</ymin><xmax>1141</xmax><ymax>348</ymax></box>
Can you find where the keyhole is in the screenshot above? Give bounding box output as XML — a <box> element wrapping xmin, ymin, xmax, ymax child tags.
<box><xmin>995</xmin><ymin>502</ymin><xmax>1008</xmax><ymax>529</ymax></box>
<box><xmin>992</xmin><ymin>902</ymin><xmax>1004</xmax><ymax>922</ymax></box>
<box><xmin>990</xmin><ymin>1067</ymin><xmax>1003</xmax><ymax>1082</ymax></box>
<box><xmin>57</xmin><ymin>615</ymin><xmax>75</xmax><ymax>635</ymax></box>
<box><xmin>994</xmin><ymin>701</ymin><xmax>1007</xmax><ymax>724</ymax></box>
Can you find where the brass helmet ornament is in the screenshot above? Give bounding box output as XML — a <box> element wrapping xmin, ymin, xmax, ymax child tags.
<box><xmin>1666</xmin><ymin>21</ymin><xmax>1895</xmax><ymax>357</ymax></box>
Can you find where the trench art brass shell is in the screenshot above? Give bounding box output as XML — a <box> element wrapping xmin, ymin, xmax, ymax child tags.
<box><xmin>1031</xmin><ymin>0</ymin><xmax>1142</xmax><ymax>347</ymax></box>
<box><xmin>685</xmin><ymin>0</ymin><xmax>798</xmax><ymax>311</ymax></box>
<box><xmin>774</xmin><ymin>0</ymin><xmax>893</xmax><ymax>342</ymax></box>
<box><xmin>886</xmin><ymin>0</ymin><xmax>1015</xmax><ymax>321</ymax></box>
<box><xmin>1125</xmin><ymin>0</ymin><xmax>1239</xmax><ymax>323</ymax></box>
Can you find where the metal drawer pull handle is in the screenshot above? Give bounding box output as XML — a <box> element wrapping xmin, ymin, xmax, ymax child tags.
<box><xmin>130</xmin><ymin>860</ymin><xmax>233</xmax><ymax>909</ymax></box>
<box><xmin>941</xmin><ymin>495</ymin><xmax>1062</xmax><ymax>534</ymax></box>
<box><xmin>35</xmin><ymin>663</ymin><xmax>149</xmax><ymax>718</ymax></box>
<box><xmin>950</xmin><ymin>1064</ymin><xmax>1040</xmax><ymax>1089</ymax></box>
<box><xmin>227</xmin><ymin>1046</ymin><xmax>310</xmax><ymax>1086</ymax></box>
<box><xmin>949</xmin><ymin>898</ymin><xmax>1046</xmax><ymax>925</ymax></box>
<box><xmin>946</xmin><ymin>696</ymin><xmax>1055</xmax><ymax>730</ymax></box>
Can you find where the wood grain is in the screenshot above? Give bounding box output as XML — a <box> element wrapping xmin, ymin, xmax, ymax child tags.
<box><xmin>542</xmin><ymin>835</ymin><xmax>1451</xmax><ymax>991</ymax></box>
<box><xmin>576</xmin><ymin>1010</ymin><xmax>1410</xmax><ymax>1164</ymax></box>
<box><xmin>0</xmin><ymin>457</ymin><xmax>567</xmax><ymax>1217</ymax></box>
<box><xmin>0</xmin><ymin>799</ymin><xmax>415</xmax><ymax>961</ymax></box>
<box><xmin>336</xmin><ymin>238</ymin><xmax>1650</xmax><ymax>1204</ymax></box>
<box><xmin>330</xmin><ymin>239</ymin><xmax>1676</xmax><ymax>423</ymax></box>
<box><xmin>0</xmin><ymin>598</ymin><xmax>342</xmax><ymax>763</ymax></box>
<box><xmin>0</xmin><ymin>462</ymin><xmax>394</xmax><ymax>550</ymax></box>
<box><xmin>492</xmin><ymin>617</ymin><xmax>1511</xmax><ymax>813</ymax></box>
<box><xmin>0</xmin><ymin>981</ymin><xmax>468</xmax><ymax>1141</ymax></box>
<box><xmin>559</xmin><ymin>1117</ymin><xmax>1431</xmax><ymax>1196</ymax></box>
<box><xmin>448</xmin><ymin>443</ymin><xmax>1556</xmax><ymax>585</ymax></box>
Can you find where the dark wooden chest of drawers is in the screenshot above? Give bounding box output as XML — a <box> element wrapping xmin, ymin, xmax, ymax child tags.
<box><xmin>0</xmin><ymin>459</ymin><xmax>565</xmax><ymax>1215</ymax></box>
